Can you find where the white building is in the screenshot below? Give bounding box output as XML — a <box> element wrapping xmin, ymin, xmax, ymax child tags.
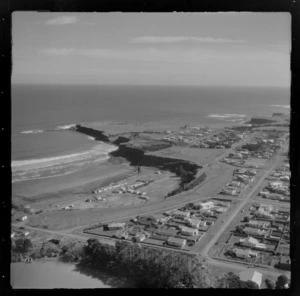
<box><xmin>234</xmin><ymin>248</ymin><xmax>258</xmax><ymax>259</ymax></box>
<box><xmin>198</xmin><ymin>201</ymin><xmax>214</xmax><ymax>210</ymax></box>
<box><xmin>240</xmin><ymin>237</ymin><xmax>266</xmax><ymax>250</ymax></box>
<box><xmin>239</xmin><ymin>270</ymin><xmax>263</xmax><ymax>288</ymax></box>
<box><xmin>244</xmin><ymin>227</ymin><xmax>268</xmax><ymax>237</ymax></box>
<box><xmin>107</xmin><ymin>223</ymin><xmax>126</xmax><ymax>230</ymax></box>
<box><xmin>181</xmin><ymin>227</ymin><xmax>199</xmax><ymax>236</ymax></box>
<box><xmin>167</xmin><ymin>237</ymin><xmax>186</xmax><ymax>248</ymax></box>
<box><xmin>185</xmin><ymin>217</ymin><xmax>201</xmax><ymax>228</ymax></box>
<box><xmin>173</xmin><ymin>210</ymin><xmax>190</xmax><ymax>219</ymax></box>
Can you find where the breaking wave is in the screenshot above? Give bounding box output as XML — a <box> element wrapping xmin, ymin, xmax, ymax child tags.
<box><xmin>271</xmin><ymin>105</ymin><xmax>290</xmax><ymax>109</ymax></box>
<box><xmin>56</xmin><ymin>124</ymin><xmax>76</xmax><ymax>130</ymax></box>
<box><xmin>20</xmin><ymin>124</ymin><xmax>76</xmax><ymax>134</ymax></box>
<box><xmin>21</xmin><ymin>129</ymin><xmax>44</xmax><ymax>134</ymax></box>
<box><xmin>208</xmin><ymin>114</ymin><xmax>247</xmax><ymax>119</ymax></box>
<box><xmin>11</xmin><ymin>142</ymin><xmax>117</xmax><ymax>171</ymax></box>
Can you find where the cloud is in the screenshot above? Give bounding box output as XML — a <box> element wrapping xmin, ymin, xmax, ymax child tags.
<box><xmin>42</xmin><ymin>48</ymin><xmax>76</xmax><ymax>56</ymax></box>
<box><xmin>45</xmin><ymin>15</ymin><xmax>80</xmax><ymax>25</ymax></box>
<box><xmin>131</xmin><ymin>36</ymin><xmax>246</xmax><ymax>44</ymax></box>
<box><xmin>40</xmin><ymin>47</ymin><xmax>289</xmax><ymax>66</ymax></box>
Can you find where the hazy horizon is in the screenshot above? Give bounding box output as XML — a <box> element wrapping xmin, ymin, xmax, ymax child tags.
<box><xmin>12</xmin><ymin>12</ymin><xmax>290</xmax><ymax>87</ymax></box>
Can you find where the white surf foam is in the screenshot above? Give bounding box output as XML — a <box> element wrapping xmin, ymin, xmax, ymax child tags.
<box><xmin>21</xmin><ymin>129</ymin><xmax>44</xmax><ymax>134</ymax></box>
<box><xmin>11</xmin><ymin>142</ymin><xmax>117</xmax><ymax>170</ymax></box>
<box><xmin>56</xmin><ymin>124</ymin><xmax>76</xmax><ymax>130</ymax></box>
<box><xmin>271</xmin><ymin>105</ymin><xmax>290</xmax><ymax>109</ymax></box>
<box><xmin>208</xmin><ymin>114</ymin><xmax>247</xmax><ymax>119</ymax></box>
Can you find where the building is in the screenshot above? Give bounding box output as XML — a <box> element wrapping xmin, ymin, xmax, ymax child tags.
<box><xmin>234</xmin><ymin>248</ymin><xmax>258</xmax><ymax>259</ymax></box>
<box><xmin>213</xmin><ymin>207</ymin><xmax>227</xmax><ymax>213</ymax></box>
<box><xmin>181</xmin><ymin>227</ymin><xmax>199</xmax><ymax>236</ymax></box>
<box><xmin>247</xmin><ymin>220</ymin><xmax>271</xmax><ymax>229</ymax></box>
<box><xmin>240</xmin><ymin>236</ymin><xmax>259</xmax><ymax>247</ymax></box>
<box><xmin>150</xmin><ymin>214</ymin><xmax>169</xmax><ymax>224</ymax></box>
<box><xmin>133</xmin><ymin>233</ymin><xmax>146</xmax><ymax>242</ymax></box>
<box><xmin>185</xmin><ymin>217</ymin><xmax>201</xmax><ymax>228</ymax></box>
<box><xmin>244</xmin><ymin>227</ymin><xmax>268</xmax><ymax>237</ymax></box>
<box><xmin>194</xmin><ymin>201</ymin><xmax>214</xmax><ymax>210</ymax></box>
<box><xmin>19</xmin><ymin>216</ymin><xmax>28</xmax><ymax>221</ymax></box>
<box><xmin>255</xmin><ymin>210</ymin><xmax>274</xmax><ymax>219</ymax></box>
<box><xmin>107</xmin><ymin>223</ymin><xmax>126</xmax><ymax>230</ymax></box>
<box><xmin>167</xmin><ymin>237</ymin><xmax>187</xmax><ymax>248</ymax></box>
<box><xmin>239</xmin><ymin>270</ymin><xmax>262</xmax><ymax>288</ymax></box>
<box><xmin>240</xmin><ymin>237</ymin><xmax>266</xmax><ymax>250</ymax></box>
<box><xmin>258</xmin><ymin>204</ymin><xmax>273</xmax><ymax>212</ymax></box>
<box><xmin>173</xmin><ymin>210</ymin><xmax>190</xmax><ymax>219</ymax></box>
<box><xmin>222</xmin><ymin>188</ymin><xmax>237</xmax><ymax>196</ymax></box>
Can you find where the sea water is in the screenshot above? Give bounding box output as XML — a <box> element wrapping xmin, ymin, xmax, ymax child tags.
<box><xmin>12</xmin><ymin>84</ymin><xmax>290</xmax><ymax>162</ymax></box>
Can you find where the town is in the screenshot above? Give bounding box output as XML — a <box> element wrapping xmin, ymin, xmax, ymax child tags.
<box><xmin>11</xmin><ymin>114</ymin><xmax>291</xmax><ymax>289</ymax></box>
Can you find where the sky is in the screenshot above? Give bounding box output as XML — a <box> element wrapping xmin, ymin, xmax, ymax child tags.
<box><xmin>12</xmin><ymin>12</ymin><xmax>291</xmax><ymax>87</ymax></box>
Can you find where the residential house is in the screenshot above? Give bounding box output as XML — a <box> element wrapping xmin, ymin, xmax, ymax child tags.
<box><xmin>213</xmin><ymin>207</ymin><xmax>227</xmax><ymax>213</ymax></box>
<box><xmin>222</xmin><ymin>188</ymin><xmax>237</xmax><ymax>196</ymax></box>
<box><xmin>234</xmin><ymin>248</ymin><xmax>258</xmax><ymax>259</ymax></box>
<box><xmin>240</xmin><ymin>237</ymin><xmax>267</xmax><ymax>250</ymax></box>
<box><xmin>167</xmin><ymin>237</ymin><xmax>187</xmax><ymax>248</ymax></box>
<box><xmin>107</xmin><ymin>223</ymin><xmax>126</xmax><ymax>230</ymax></box>
<box><xmin>198</xmin><ymin>201</ymin><xmax>214</xmax><ymax>210</ymax></box>
<box><xmin>155</xmin><ymin>228</ymin><xmax>177</xmax><ymax>238</ymax></box>
<box><xmin>239</xmin><ymin>236</ymin><xmax>259</xmax><ymax>247</ymax></box>
<box><xmin>239</xmin><ymin>270</ymin><xmax>262</xmax><ymax>288</ymax></box>
<box><xmin>173</xmin><ymin>210</ymin><xmax>190</xmax><ymax>219</ymax></box>
<box><xmin>255</xmin><ymin>210</ymin><xmax>274</xmax><ymax>219</ymax></box>
<box><xmin>181</xmin><ymin>227</ymin><xmax>198</xmax><ymax>236</ymax></box>
<box><xmin>247</xmin><ymin>220</ymin><xmax>271</xmax><ymax>229</ymax></box>
<box><xmin>259</xmin><ymin>190</ymin><xmax>270</xmax><ymax>197</ymax></box>
<box><xmin>150</xmin><ymin>214</ymin><xmax>170</xmax><ymax>224</ymax></box>
<box><xmin>185</xmin><ymin>217</ymin><xmax>201</xmax><ymax>228</ymax></box>
<box><xmin>244</xmin><ymin>227</ymin><xmax>268</xmax><ymax>237</ymax></box>
<box><xmin>133</xmin><ymin>233</ymin><xmax>146</xmax><ymax>242</ymax></box>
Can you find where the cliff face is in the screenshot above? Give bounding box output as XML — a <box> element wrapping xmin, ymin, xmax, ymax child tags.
<box><xmin>72</xmin><ymin>124</ymin><xmax>202</xmax><ymax>196</ymax></box>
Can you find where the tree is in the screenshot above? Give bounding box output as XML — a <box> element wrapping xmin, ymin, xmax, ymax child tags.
<box><xmin>242</xmin><ymin>281</ymin><xmax>259</xmax><ymax>289</ymax></box>
<box><xmin>244</xmin><ymin>216</ymin><xmax>250</xmax><ymax>222</ymax></box>
<box><xmin>40</xmin><ymin>241</ymin><xmax>60</xmax><ymax>257</ymax></box>
<box><xmin>275</xmin><ymin>275</ymin><xmax>289</xmax><ymax>289</ymax></box>
<box><xmin>236</xmin><ymin>226</ymin><xmax>244</xmax><ymax>235</ymax></box>
<box><xmin>265</xmin><ymin>278</ymin><xmax>275</xmax><ymax>289</ymax></box>
<box><xmin>13</xmin><ymin>238</ymin><xmax>33</xmax><ymax>255</ymax></box>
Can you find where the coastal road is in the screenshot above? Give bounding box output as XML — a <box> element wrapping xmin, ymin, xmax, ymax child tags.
<box><xmin>201</xmin><ymin>154</ymin><xmax>280</xmax><ymax>258</ymax></box>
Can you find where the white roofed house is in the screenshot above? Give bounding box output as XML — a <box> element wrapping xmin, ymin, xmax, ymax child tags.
<box><xmin>239</xmin><ymin>236</ymin><xmax>259</xmax><ymax>247</ymax></box>
<box><xmin>107</xmin><ymin>222</ymin><xmax>126</xmax><ymax>230</ymax></box>
<box><xmin>150</xmin><ymin>214</ymin><xmax>170</xmax><ymax>224</ymax></box>
<box><xmin>234</xmin><ymin>248</ymin><xmax>258</xmax><ymax>259</ymax></box>
<box><xmin>181</xmin><ymin>227</ymin><xmax>199</xmax><ymax>236</ymax></box>
<box><xmin>255</xmin><ymin>209</ymin><xmax>274</xmax><ymax>219</ymax></box>
<box><xmin>244</xmin><ymin>227</ymin><xmax>268</xmax><ymax>237</ymax></box>
<box><xmin>247</xmin><ymin>220</ymin><xmax>271</xmax><ymax>229</ymax></box>
<box><xmin>184</xmin><ymin>217</ymin><xmax>201</xmax><ymax>228</ymax></box>
<box><xmin>167</xmin><ymin>237</ymin><xmax>187</xmax><ymax>248</ymax></box>
<box><xmin>198</xmin><ymin>201</ymin><xmax>214</xmax><ymax>210</ymax></box>
<box><xmin>172</xmin><ymin>210</ymin><xmax>190</xmax><ymax>219</ymax></box>
<box><xmin>240</xmin><ymin>237</ymin><xmax>266</xmax><ymax>250</ymax></box>
<box><xmin>239</xmin><ymin>270</ymin><xmax>263</xmax><ymax>288</ymax></box>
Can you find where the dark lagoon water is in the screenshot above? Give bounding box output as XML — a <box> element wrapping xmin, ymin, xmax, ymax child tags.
<box><xmin>12</xmin><ymin>84</ymin><xmax>290</xmax><ymax>161</ymax></box>
<box><xmin>10</xmin><ymin>261</ymin><xmax>134</xmax><ymax>289</ymax></box>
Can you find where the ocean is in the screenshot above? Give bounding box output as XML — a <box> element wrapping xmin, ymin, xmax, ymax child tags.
<box><xmin>12</xmin><ymin>84</ymin><xmax>290</xmax><ymax>162</ymax></box>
